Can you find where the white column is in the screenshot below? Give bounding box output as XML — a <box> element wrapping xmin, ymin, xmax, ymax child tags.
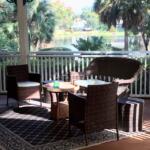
<box><xmin>17</xmin><ymin>0</ymin><xmax>29</xmax><ymax>64</ymax></box>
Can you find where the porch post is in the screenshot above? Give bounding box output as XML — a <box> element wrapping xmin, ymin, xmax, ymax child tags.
<box><xmin>17</xmin><ymin>0</ymin><xmax>29</xmax><ymax>64</ymax></box>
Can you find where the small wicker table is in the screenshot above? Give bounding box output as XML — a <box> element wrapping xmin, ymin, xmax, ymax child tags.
<box><xmin>43</xmin><ymin>81</ymin><xmax>76</xmax><ymax>120</ymax></box>
<box><xmin>74</xmin><ymin>79</ymin><xmax>110</xmax><ymax>93</ymax></box>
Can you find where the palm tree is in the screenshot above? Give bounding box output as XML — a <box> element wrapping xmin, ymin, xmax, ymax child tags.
<box><xmin>0</xmin><ymin>0</ymin><xmax>55</xmax><ymax>51</ymax></box>
<box><xmin>0</xmin><ymin>1</ymin><xmax>18</xmax><ymax>51</ymax></box>
<box><xmin>140</xmin><ymin>11</ymin><xmax>150</xmax><ymax>51</ymax></box>
<box><xmin>94</xmin><ymin>0</ymin><xmax>146</xmax><ymax>50</ymax></box>
<box><xmin>27</xmin><ymin>0</ymin><xmax>55</xmax><ymax>50</ymax></box>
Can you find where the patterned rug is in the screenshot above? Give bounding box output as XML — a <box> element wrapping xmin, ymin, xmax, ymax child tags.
<box><xmin>0</xmin><ymin>106</ymin><xmax>130</xmax><ymax>150</ymax></box>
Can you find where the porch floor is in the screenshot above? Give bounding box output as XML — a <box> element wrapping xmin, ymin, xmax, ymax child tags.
<box><xmin>82</xmin><ymin>98</ymin><xmax>150</xmax><ymax>150</ymax></box>
<box><xmin>0</xmin><ymin>95</ymin><xmax>150</xmax><ymax>150</ymax></box>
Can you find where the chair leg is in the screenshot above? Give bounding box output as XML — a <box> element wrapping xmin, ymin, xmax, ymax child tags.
<box><xmin>116</xmin><ymin>102</ymin><xmax>119</xmax><ymax>140</ymax></box>
<box><xmin>40</xmin><ymin>93</ymin><xmax>42</xmax><ymax>107</ymax></box>
<box><xmin>6</xmin><ymin>96</ymin><xmax>9</xmax><ymax>106</ymax></box>
<box><xmin>84</xmin><ymin>132</ymin><xmax>88</xmax><ymax>145</ymax></box>
<box><xmin>116</xmin><ymin>117</ymin><xmax>119</xmax><ymax>140</ymax></box>
<box><xmin>40</xmin><ymin>96</ymin><xmax>43</xmax><ymax>107</ymax></box>
<box><xmin>17</xmin><ymin>100</ymin><xmax>19</xmax><ymax>108</ymax></box>
<box><xmin>116</xmin><ymin>128</ymin><xmax>119</xmax><ymax>140</ymax></box>
<box><xmin>68</xmin><ymin>123</ymin><xmax>72</xmax><ymax>136</ymax></box>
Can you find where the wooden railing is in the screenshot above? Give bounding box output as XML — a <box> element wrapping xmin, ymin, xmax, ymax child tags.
<box><xmin>0</xmin><ymin>51</ymin><xmax>150</xmax><ymax>97</ymax></box>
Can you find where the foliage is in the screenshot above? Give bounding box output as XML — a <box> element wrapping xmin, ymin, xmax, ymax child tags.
<box><xmin>27</xmin><ymin>0</ymin><xmax>55</xmax><ymax>50</ymax></box>
<box><xmin>72</xmin><ymin>36</ymin><xmax>111</xmax><ymax>51</ymax></box>
<box><xmin>80</xmin><ymin>8</ymin><xmax>100</xmax><ymax>30</ymax></box>
<box><xmin>94</xmin><ymin>0</ymin><xmax>150</xmax><ymax>50</ymax></box>
<box><xmin>128</xmin><ymin>37</ymin><xmax>140</xmax><ymax>51</ymax></box>
<box><xmin>39</xmin><ymin>47</ymin><xmax>71</xmax><ymax>51</ymax></box>
<box><xmin>0</xmin><ymin>30</ymin><xmax>18</xmax><ymax>51</ymax></box>
<box><xmin>0</xmin><ymin>0</ymin><xmax>55</xmax><ymax>51</ymax></box>
<box><xmin>98</xmin><ymin>23</ymin><xmax>108</xmax><ymax>31</ymax></box>
<box><xmin>0</xmin><ymin>1</ymin><xmax>18</xmax><ymax>51</ymax></box>
<box><xmin>140</xmin><ymin>14</ymin><xmax>150</xmax><ymax>51</ymax></box>
<box><xmin>94</xmin><ymin>0</ymin><xmax>144</xmax><ymax>30</ymax></box>
<box><xmin>51</xmin><ymin>0</ymin><xmax>74</xmax><ymax>30</ymax></box>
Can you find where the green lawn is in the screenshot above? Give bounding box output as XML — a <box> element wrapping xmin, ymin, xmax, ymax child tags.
<box><xmin>53</xmin><ymin>30</ymin><xmax>124</xmax><ymax>40</ymax></box>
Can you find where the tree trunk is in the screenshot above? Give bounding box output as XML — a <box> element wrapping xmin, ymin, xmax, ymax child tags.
<box><xmin>124</xmin><ymin>28</ymin><xmax>128</xmax><ymax>51</ymax></box>
<box><xmin>36</xmin><ymin>40</ymin><xmax>40</xmax><ymax>51</ymax></box>
<box><xmin>142</xmin><ymin>32</ymin><xmax>149</xmax><ymax>51</ymax></box>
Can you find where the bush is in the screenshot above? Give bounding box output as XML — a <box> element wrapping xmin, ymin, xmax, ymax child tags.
<box><xmin>72</xmin><ymin>36</ymin><xmax>112</xmax><ymax>51</ymax></box>
<box><xmin>39</xmin><ymin>47</ymin><xmax>71</xmax><ymax>51</ymax></box>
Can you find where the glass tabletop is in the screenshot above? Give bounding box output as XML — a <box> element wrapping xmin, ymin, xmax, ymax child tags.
<box><xmin>74</xmin><ymin>79</ymin><xmax>110</xmax><ymax>87</ymax></box>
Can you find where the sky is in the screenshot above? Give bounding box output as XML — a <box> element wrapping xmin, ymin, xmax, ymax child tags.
<box><xmin>59</xmin><ymin>0</ymin><xmax>95</xmax><ymax>14</ymax></box>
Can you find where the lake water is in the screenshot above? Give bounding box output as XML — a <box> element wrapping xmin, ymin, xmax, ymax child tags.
<box><xmin>49</xmin><ymin>35</ymin><xmax>114</xmax><ymax>51</ymax></box>
<box><xmin>45</xmin><ymin>35</ymin><xmax>141</xmax><ymax>51</ymax></box>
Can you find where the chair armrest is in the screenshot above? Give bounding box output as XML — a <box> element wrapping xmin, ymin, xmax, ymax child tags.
<box><xmin>6</xmin><ymin>75</ymin><xmax>17</xmax><ymax>98</ymax></box>
<box><xmin>29</xmin><ymin>73</ymin><xmax>41</xmax><ymax>82</ymax></box>
<box><xmin>114</xmin><ymin>77</ymin><xmax>135</xmax><ymax>86</ymax></box>
<box><xmin>68</xmin><ymin>92</ymin><xmax>86</xmax><ymax>121</ymax></box>
<box><xmin>6</xmin><ymin>75</ymin><xmax>17</xmax><ymax>89</ymax></box>
<box><xmin>114</xmin><ymin>65</ymin><xmax>142</xmax><ymax>86</ymax></box>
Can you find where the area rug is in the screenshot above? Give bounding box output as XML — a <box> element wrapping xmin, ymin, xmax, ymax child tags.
<box><xmin>0</xmin><ymin>106</ymin><xmax>135</xmax><ymax>150</ymax></box>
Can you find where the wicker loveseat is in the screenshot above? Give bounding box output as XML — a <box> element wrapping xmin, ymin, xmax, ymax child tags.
<box><xmin>70</xmin><ymin>57</ymin><xmax>142</xmax><ymax>97</ymax></box>
<box><xmin>85</xmin><ymin>57</ymin><xmax>142</xmax><ymax>97</ymax></box>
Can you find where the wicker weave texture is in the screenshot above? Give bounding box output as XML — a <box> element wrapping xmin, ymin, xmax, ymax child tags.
<box><xmin>68</xmin><ymin>82</ymin><xmax>119</xmax><ymax>134</ymax></box>
<box><xmin>85</xmin><ymin>83</ymin><xmax>118</xmax><ymax>133</ymax></box>
<box><xmin>85</xmin><ymin>57</ymin><xmax>142</xmax><ymax>80</ymax></box>
<box><xmin>17</xmin><ymin>86</ymin><xmax>40</xmax><ymax>100</ymax></box>
<box><xmin>6</xmin><ymin>64</ymin><xmax>41</xmax><ymax>103</ymax></box>
<box><xmin>7</xmin><ymin>65</ymin><xmax>29</xmax><ymax>81</ymax></box>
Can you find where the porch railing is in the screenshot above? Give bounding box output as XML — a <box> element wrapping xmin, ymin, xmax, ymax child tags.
<box><xmin>0</xmin><ymin>51</ymin><xmax>150</xmax><ymax>98</ymax></box>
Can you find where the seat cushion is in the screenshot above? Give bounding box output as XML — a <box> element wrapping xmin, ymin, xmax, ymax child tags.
<box><xmin>17</xmin><ymin>81</ymin><xmax>40</xmax><ymax>88</ymax></box>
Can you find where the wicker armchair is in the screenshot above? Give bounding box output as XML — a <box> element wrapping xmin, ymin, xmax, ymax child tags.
<box><xmin>68</xmin><ymin>82</ymin><xmax>119</xmax><ymax>145</ymax></box>
<box><xmin>6</xmin><ymin>64</ymin><xmax>42</xmax><ymax>106</ymax></box>
<box><xmin>85</xmin><ymin>57</ymin><xmax>142</xmax><ymax>97</ymax></box>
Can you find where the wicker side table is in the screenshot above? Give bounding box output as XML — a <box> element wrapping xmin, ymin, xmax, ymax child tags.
<box><xmin>43</xmin><ymin>82</ymin><xmax>75</xmax><ymax>120</ymax></box>
<box><xmin>118</xmin><ymin>97</ymin><xmax>144</xmax><ymax>132</ymax></box>
<box><xmin>43</xmin><ymin>80</ymin><xmax>65</xmax><ymax>103</ymax></box>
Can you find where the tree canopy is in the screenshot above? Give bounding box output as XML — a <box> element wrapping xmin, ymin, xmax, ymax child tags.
<box><xmin>80</xmin><ymin>8</ymin><xmax>100</xmax><ymax>30</ymax></box>
<box><xmin>51</xmin><ymin>0</ymin><xmax>74</xmax><ymax>30</ymax></box>
<box><xmin>27</xmin><ymin>0</ymin><xmax>55</xmax><ymax>50</ymax></box>
<box><xmin>0</xmin><ymin>1</ymin><xmax>18</xmax><ymax>51</ymax></box>
<box><xmin>0</xmin><ymin>0</ymin><xmax>56</xmax><ymax>51</ymax></box>
<box><xmin>140</xmin><ymin>12</ymin><xmax>150</xmax><ymax>50</ymax></box>
<box><xmin>94</xmin><ymin>0</ymin><xmax>150</xmax><ymax>50</ymax></box>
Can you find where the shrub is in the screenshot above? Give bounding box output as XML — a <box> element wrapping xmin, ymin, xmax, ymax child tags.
<box><xmin>72</xmin><ymin>36</ymin><xmax>111</xmax><ymax>51</ymax></box>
